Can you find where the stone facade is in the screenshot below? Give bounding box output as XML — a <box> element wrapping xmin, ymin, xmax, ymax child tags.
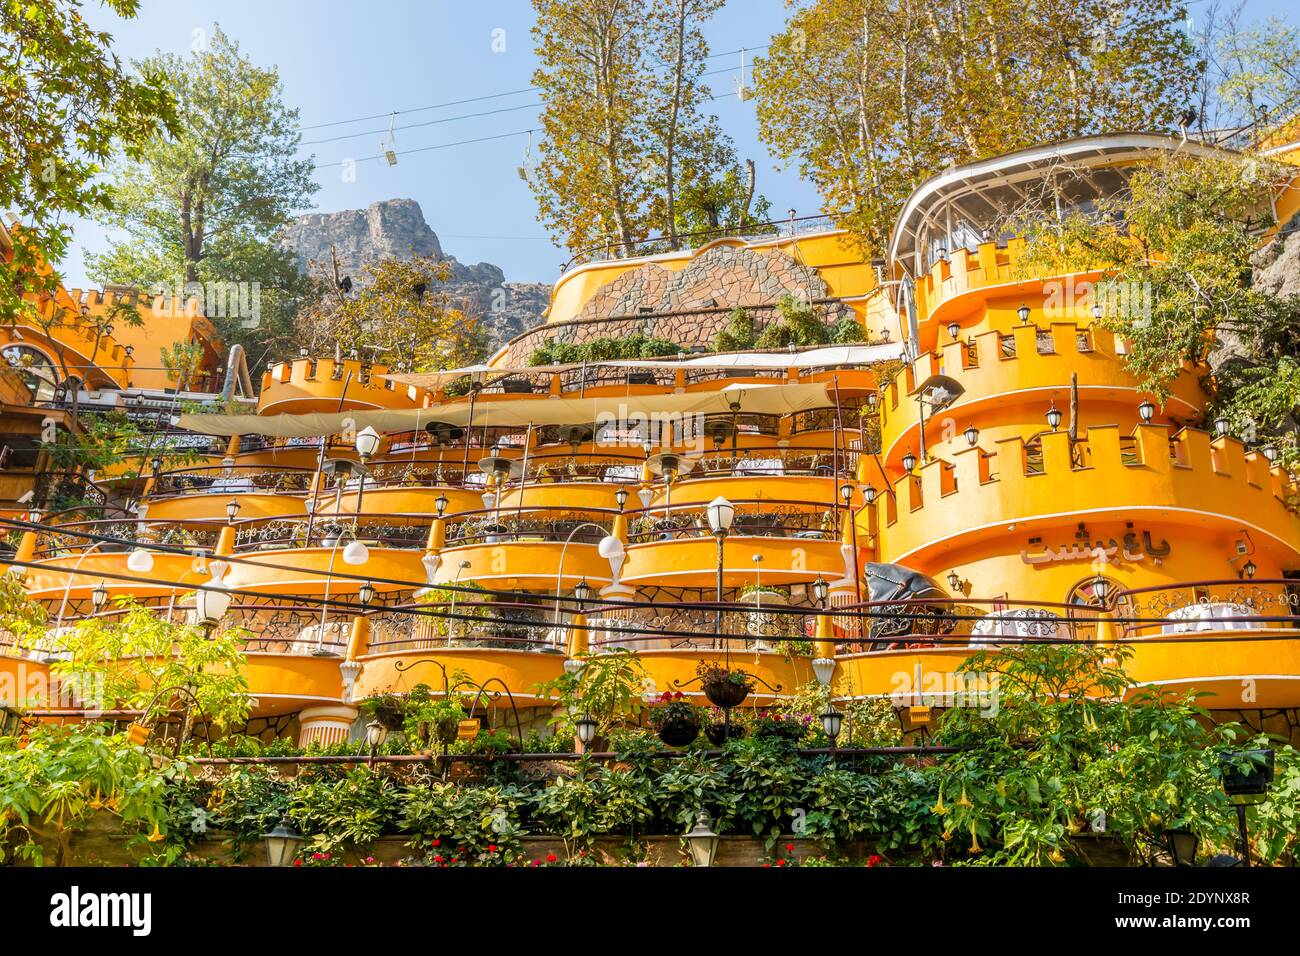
<box><xmin>572</xmin><ymin>244</ymin><xmax>834</xmax><ymax>322</ymax></box>
<box><xmin>497</xmin><ymin>244</ymin><xmax>854</xmax><ymax>364</ymax></box>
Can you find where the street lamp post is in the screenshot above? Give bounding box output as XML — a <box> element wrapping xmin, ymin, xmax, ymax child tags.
<box><xmin>706</xmin><ymin>496</ymin><xmax>735</xmax><ymax>655</ymax></box>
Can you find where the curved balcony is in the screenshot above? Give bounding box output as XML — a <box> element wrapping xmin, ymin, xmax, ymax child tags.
<box><xmin>878</xmin><ymin>322</ymin><xmax>1205</xmax><ymax>471</ymax></box>
<box><xmin>21</xmin><ymin>520</ymin><xmax>215</xmax><ymax>600</ymax></box>
<box><xmin>434</xmin><ymin>513</ymin><xmax>615</xmax><ymax>591</ymax></box>
<box><xmin>144</xmin><ymin>465</ymin><xmax>312</xmax><ymax>522</ymax></box>
<box><xmin>832</xmin><ymin>633</ymin><xmax>1300</xmax><ymax>711</ymax></box>
<box><xmin>874</xmin><ymin>425</ymin><xmax>1300</xmax><ymax>569</ymax></box>
<box><xmin>224</xmin><ymin>515</ymin><xmax>430</xmax><ymax>596</ymax></box>
<box><xmin>257</xmin><ymin>357</ymin><xmax>425</xmax><ymax>415</ymax></box>
<box><xmin>621</xmin><ymin>500</ymin><xmax>848</xmax><ymax>588</ymax></box>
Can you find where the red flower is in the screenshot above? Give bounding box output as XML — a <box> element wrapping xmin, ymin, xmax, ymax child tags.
<box><xmin>293</xmin><ymin>859</ymin><xmax>302</xmax><ymax>867</ymax></box>
<box><xmin>546</xmin><ymin>853</ymin><xmax>558</xmax><ymax>863</ymax></box>
<box><xmin>867</xmin><ymin>854</ymin><xmax>884</xmax><ymax>867</ymax></box>
<box><xmin>431</xmin><ymin>838</ymin><xmax>441</xmax><ymax>847</ymax></box>
<box><xmin>776</xmin><ymin>859</ymin><xmax>787</xmax><ymax>867</ymax></box>
<box><xmin>762</xmin><ymin>862</ymin><xmax>771</xmax><ymax>867</ymax></box>
<box><xmin>312</xmin><ymin>852</ymin><xmax>324</xmax><ymax>861</ymax></box>
<box><xmin>488</xmin><ymin>844</ymin><xmax>498</xmax><ymax>852</ymax></box>
<box><xmin>532</xmin><ymin>859</ymin><xmax>541</xmax><ymax>867</ymax></box>
<box><xmin>785</xmin><ymin>843</ymin><xmax>795</xmax><ymax>852</ymax></box>
<box><xmin>433</xmin><ymin>855</ymin><xmax>444</xmax><ymax>864</ymax></box>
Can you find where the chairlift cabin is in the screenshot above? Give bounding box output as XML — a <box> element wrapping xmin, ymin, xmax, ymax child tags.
<box><xmin>380</xmin><ymin>112</ymin><xmax>398</xmax><ymax>166</ymax></box>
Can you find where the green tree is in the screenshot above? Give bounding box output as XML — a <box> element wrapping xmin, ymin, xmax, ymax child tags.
<box><xmin>50</xmin><ymin>597</ymin><xmax>251</xmax><ymax>733</ymax></box>
<box><xmin>1016</xmin><ymin>152</ymin><xmax>1300</xmax><ymax>465</ymax></box>
<box><xmin>1189</xmin><ymin>3</ymin><xmax>1300</xmax><ymax>137</ymax></box>
<box><xmin>293</xmin><ymin>255</ymin><xmax>488</xmax><ymax>372</ymax></box>
<box><xmin>528</xmin><ymin>0</ymin><xmax>764</xmax><ymax>257</ymax></box>
<box><xmin>86</xmin><ymin>23</ymin><xmax>316</xmax><ymax>369</ymax></box>
<box><xmin>0</xmin><ymin>0</ymin><xmax>175</xmax><ymax>326</ymax></box>
<box><xmin>753</xmin><ymin>0</ymin><xmax>1197</xmax><ymax>254</ymax></box>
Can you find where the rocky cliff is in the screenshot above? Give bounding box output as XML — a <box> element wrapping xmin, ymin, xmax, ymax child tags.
<box><xmin>281</xmin><ymin>199</ymin><xmax>550</xmax><ymax>352</ymax></box>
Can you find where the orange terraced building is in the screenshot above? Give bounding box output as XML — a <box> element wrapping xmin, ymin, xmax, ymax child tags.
<box><xmin>4</xmin><ymin>132</ymin><xmax>1300</xmax><ymax>746</ymax></box>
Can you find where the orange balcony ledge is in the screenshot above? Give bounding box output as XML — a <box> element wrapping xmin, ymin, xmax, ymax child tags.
<box><xmin>621</xmin><ymin>535</ymin><xmax>846</xmax><ymax>588</ymax></box>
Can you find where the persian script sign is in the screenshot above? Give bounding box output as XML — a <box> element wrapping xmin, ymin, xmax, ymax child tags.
<box><xmin>1020</xmin><ymin>530</ymin><xmax>1170</xmax><ymax>566</ymax></box>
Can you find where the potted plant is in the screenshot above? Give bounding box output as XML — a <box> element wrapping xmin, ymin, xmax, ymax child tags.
<box><xmin>1219</xmin><ymin>748</ymin><xmax>1275</xmax><ymax>798</ymax></box>
<box><xmin>402</xmin><ymin>684</ymin><xmax>467</xmax><ymax>748</ymax></box>
<box><xmin>696</xmin><ymin>662</ymin><xmax>754</xmax><ymax>709</ymax></box>
<box><xmin>647</xmin><ymin>692</ymin><xmax>704</xmax><ymax>747</ymax></box>
<box><xmin>704</xmin><ymin>709</ymin><xmax>746</xmax><ymax>746</ymax></box>
<box><xmin>362</xmin><ymin>693</ymin><xmax>406</xmax><ymax>732</ymax></box>
<box><xmin>752</xmin><ymin>710</ymin><xmax>810</xmax><ymax>743</ymax></box>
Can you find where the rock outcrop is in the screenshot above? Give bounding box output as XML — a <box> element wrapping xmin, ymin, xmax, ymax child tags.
<box><xmin>281</xmin><ymin>199</ymin><xmax>549</xmax><ymax>351</ymax></box>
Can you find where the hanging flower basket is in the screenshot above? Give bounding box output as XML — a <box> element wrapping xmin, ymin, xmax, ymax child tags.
<box><xmin>705</xmin><ymin>722</ymin><xmax>746</xmax><ymax>746</ymax></box>
<box><xmin>697</xmin><ymin>664</ymin><xmax>755</xmax><ymax>709</ymax></box>
<box><xmin>648</xmin><ymin>693</ymin><xmax>704</xmax><ymax>748</ymax></box>
<box><xmin>752</xmin><ymin>711</ymin><xmax>809</xmax><ymax>742</ymax></box>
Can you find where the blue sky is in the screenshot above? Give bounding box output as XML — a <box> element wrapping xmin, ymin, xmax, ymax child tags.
<box><xmin>64</xmin><ymin>0</ymin><xmax>1296</xmax><ymax>288</ymax></box>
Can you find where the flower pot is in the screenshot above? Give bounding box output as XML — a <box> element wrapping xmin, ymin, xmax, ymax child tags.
<box><xmin>1220</xmin><ymin>749</ymin><xmax>1275</xmax><ymax>798</ymax></box>
<box><xmin>373</xmin><ymin>701</ymin><xmax>405</xmax><ymax>731</ymax></box>
<box><xmin>703</xmin><ymin>679</ymin><xmax>750</xmax><ymax>709</ymax></box>
<box><xmin>705</xmin><ymin>722</ymin><xmax>745</xmax><ymax>746</ymax></box>
<box><xmin>656</xmin><ymin>718</ymin><xmax>700</xmax><ymax>748</ymax></box>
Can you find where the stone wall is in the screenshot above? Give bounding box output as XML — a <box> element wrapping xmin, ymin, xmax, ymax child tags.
<box><xmin>573</xmin><ymin>245</ymin><xmax>834</xmax><ymax>322</ymax></box>
<box><xmin>492</xmin><ymin>243</ymin><xmax>854</xmax><ymax>365</ymax></box>
<box><xmin>496</xmin><ymin>299</ymin><xmax>853</xmax><ymax>366</ymax></box>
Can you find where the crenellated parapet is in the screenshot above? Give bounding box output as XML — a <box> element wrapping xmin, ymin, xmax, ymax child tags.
<box><xmin>257</xmin><ymin>357</ymin><xmax>429</xmax><ymax>415</ymax></box>
<box><xmin>873</xmin><ymin>423</ymin><xmax>1300</xmax><ymax>566</ymax></box>
<box><xmin>877</xmin><ymin>320</ymin><xmax>1205</xmax><ymax>469</ymax></box>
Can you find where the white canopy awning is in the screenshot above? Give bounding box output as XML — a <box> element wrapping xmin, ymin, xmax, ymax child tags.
<box><xmin>177</xmin><ymin>382</ymin><xmax>838</xmax><ymax>438</ymax></box>
<box><xmin>381</xmin><ymin>342</ymin><xmax>903</xmax><ymax>390</ymax></box>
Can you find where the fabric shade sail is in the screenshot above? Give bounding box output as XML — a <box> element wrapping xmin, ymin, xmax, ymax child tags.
<box><xmin>177</xmin><ymin>381</ymin><xmax>836</xmax><ymax>438</ymax></box>
<box><xmin>381</xmin><ymin>342</ymin><xmax>904</xmax><ymax>391</ymax></box>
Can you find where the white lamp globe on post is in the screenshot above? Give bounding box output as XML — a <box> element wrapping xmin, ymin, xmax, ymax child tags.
<box><xmin>195</xmin><ymin>580</ymin><xmax>231</xmax><ymax>630</ymax></box>
<box><xmin>354</xmin><ymin>425</ymin><xmax>381</xmax><ymax>462</ymax></box>
<box><xmin>342</xmin><ymin>539</ymin><xmax>370</xmax><ymax>566</ymax></box>
<box><xmin>127</xmin><ymin>549</ymin><xmax>154</xmax><ymax>573</ymax></box>
<box><xmin>705</xmin><ymin>495</ymin><xmax>735</xmax><ymax>537</ymax></box>
<box><xmin>706</xmin><ymin>495</ymin><xmax>735</xmax><ymax>642</ymax></box>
